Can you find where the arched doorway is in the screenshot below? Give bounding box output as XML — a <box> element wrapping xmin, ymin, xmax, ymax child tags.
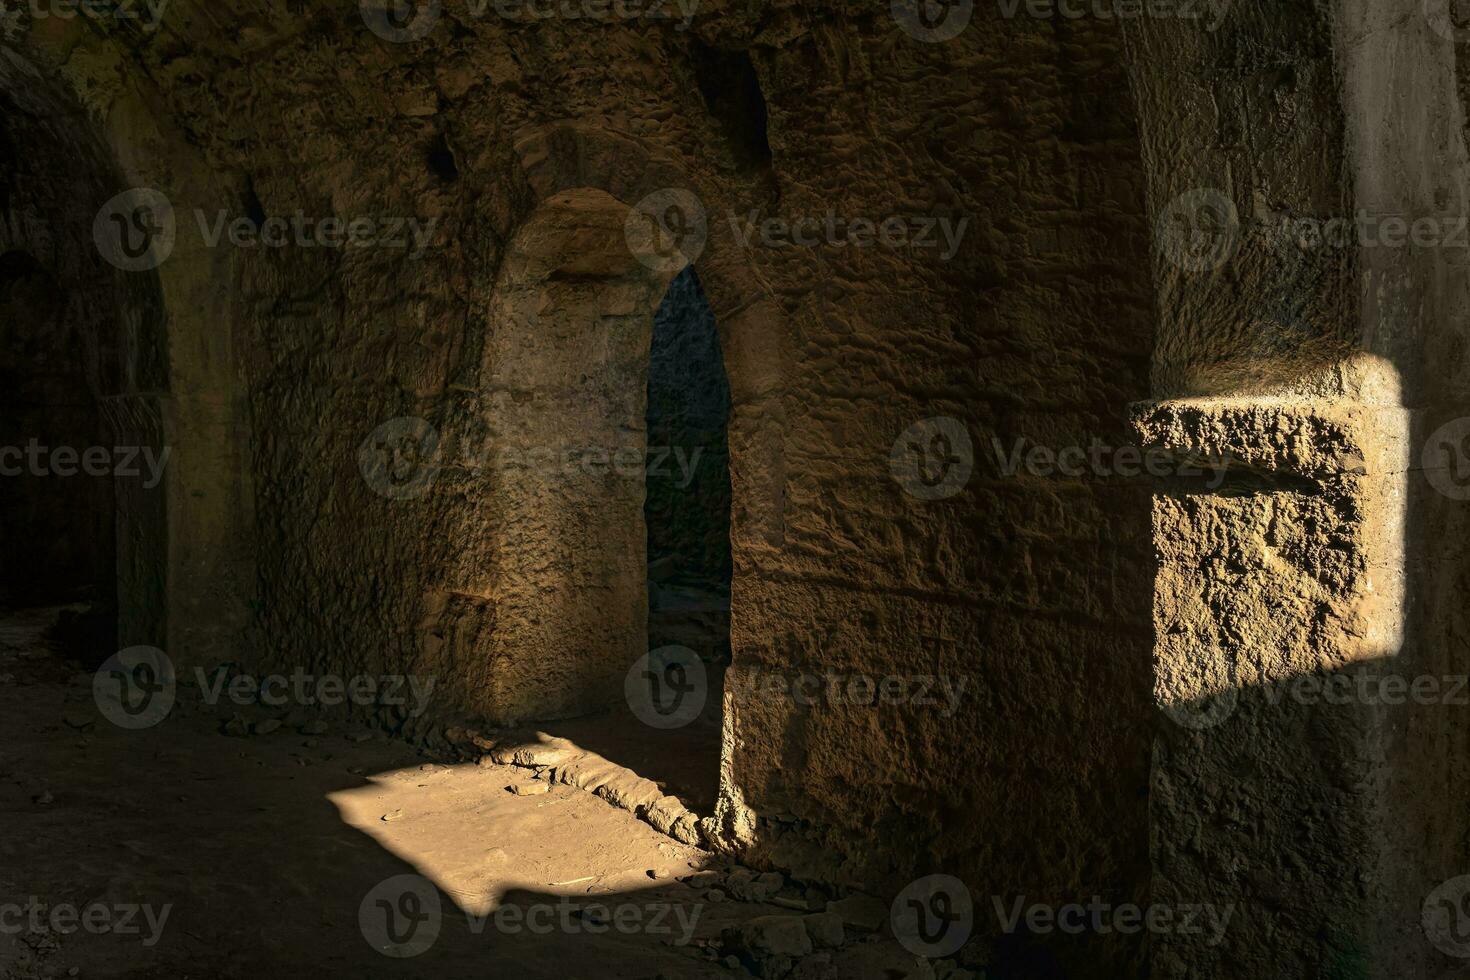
<box><xmin>449</xmin><ymin>185</ymin><xmax>732</xmax><ymax>810</ymax></box>
<box><xmin>645</xmin><ymin>266</ymin><xmax>733</xmax><ymax>671</ymax></box>
<box><xmin>0</xmin><ymin>250</ymin><xmax>119</xmax><ymax>652</ymax></box>
<box><xmin>0</xmin><ymin>68</ymin><xmax>170</xmax><ymax>661</ymax></box>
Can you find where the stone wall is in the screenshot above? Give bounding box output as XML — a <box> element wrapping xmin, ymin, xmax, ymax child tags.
<box><xmin>4</xmin><ymin>8</ymin><xmax>1158</xmax><ymax>974</ymax></box>
<box><xmin>15</xmin><ymin>2</ymin><xmax>1470</xmax><ymax>975</ymax></box>
<box><xmin>1126</xmin><ymin>1</ymin><xmax>1470</xmax><ymax>976</ymax></box>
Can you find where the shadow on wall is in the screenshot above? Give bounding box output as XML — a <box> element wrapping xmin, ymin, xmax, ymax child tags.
<box><xmin>1137</xmin><ymin>374</ymin><xmax>1470</xmax><ymax>976</ymax></box>
<box><xmin>1125</xmin><ymin>3</ymin><xmax>1470</xmax><ymax>975</ymax></box>
<box><xmin>467</xmin><ymin>187</ymin><xmax>681</xmax><ymax>724</ymax></box>
<box><xmin>0</xmin><ymin>65</ymin><xmax>172</xmax><ymax>656</ymax></box>
<box><xmin>0</xmin><ymin>251</ymin><xmax>113</xmax><ymax>611</ymax></box>
<box><xmin>490</xmin><ymin>267</ymin><xmax>733</xmax><ymax>818</ymax></box>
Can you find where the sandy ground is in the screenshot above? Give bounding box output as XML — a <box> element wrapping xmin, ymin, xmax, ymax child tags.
<box><xmin>0</xmin><ymin>608</ymin><xmax>781</xmax><ymax>979</ymax></box>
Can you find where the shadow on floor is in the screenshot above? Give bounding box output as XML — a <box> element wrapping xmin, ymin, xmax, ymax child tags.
<box><xmin>0</xmin><ymin>607</ymin><xmax>746</xmax><ymax>979</ymax></box>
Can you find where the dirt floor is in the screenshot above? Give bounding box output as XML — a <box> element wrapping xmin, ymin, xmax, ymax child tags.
<box><xmin>537</xmin><ymin>664</ymin><xmax>725</xmax><ymax>817</ymax></box>
<box><xmin>0</xmin><ymin>608</ymin><xmax>946</xmax><ymax>980</ymax></box>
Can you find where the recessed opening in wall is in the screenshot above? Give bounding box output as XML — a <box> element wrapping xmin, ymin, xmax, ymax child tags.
<box><xmin>242</xmin><ymin>181</ymin><xmax>268</xmax><ymax>229</ymax></box>
<box><xmin>426</xmin><ymin>133</ymin><xmax>459</xmax><ymax>182</ymax></box>
<box><xmin>550</xmin><ymin>266</ymin><xmax>732</xmax><ymax>816</ymax></box>
<box><xmin>645</xmin><ymin>267</ymin><xmax>732</xmax><ymax>663</ymax></box>
<box><xmin>0</xmin><ymin>250</ymin><xmax>117</xmax><ymax>658</ymax></box>
<box><xmin>641</xmin><ymin>266</ymin><xmax>731</xmax><ymax>808</ymax></box>
<box><xmin>689</xmin><ymin>41</ymin><xmax>771</xmax><ymax>171</ymax></box>
<box><xmin>479</xmin><ymin>188</ymin><xmax>729</xmax><ymax>818</ymax></box>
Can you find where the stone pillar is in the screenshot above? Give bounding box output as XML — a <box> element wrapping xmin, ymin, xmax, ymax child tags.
<box><xmin>1136</xmin><ymin>397</ymin><xmax>1408</xmax><ymax>979</ymax></box>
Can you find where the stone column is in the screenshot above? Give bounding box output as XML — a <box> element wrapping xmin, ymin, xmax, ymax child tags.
<box><xmin>1137</xmin><ymin>397</ymin><xmax>1408</xmax><ymax>979</ymax></box>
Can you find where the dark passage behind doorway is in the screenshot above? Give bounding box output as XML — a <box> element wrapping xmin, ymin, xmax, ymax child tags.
<box><xmin>645</xmin><ymin>266</ymin><xmax>732</xmax><ymax>670</ymax></box>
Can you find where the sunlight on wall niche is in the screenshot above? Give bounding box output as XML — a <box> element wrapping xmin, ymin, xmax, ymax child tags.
<box><xmin>1152</xmin><ymin>354</ymin><xmax>1407</xmax><ymax>729</ymax></box>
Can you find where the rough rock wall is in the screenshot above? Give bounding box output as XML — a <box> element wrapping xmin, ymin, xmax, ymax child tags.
<box><xmin>1135</xmin><ymin>400</ymin><xmax>1403</xmax><ymax>979</ymax></box>
<box><xmin>709</xmin><ymin>11</ymin><xmax>1157</xmax><ymax>977</ymax></box>
<box><xmin>1126</xmin><ymin>1</ymin><xmax>1470</xmax><ymax>976</ymax></box>
<box><xmin>13</xmin><ymin>2</ymin><xmax>1470</xmax><ymax>975</ymax></box>
<box><xmin>0</xmin><ymin>27</ymin><xmax>257</xmax><ymax>666</ymax></box>
<box><xmin>1341</xmin><ymin>2</ymin><xmax>1470</xmax><ymax>976</ymax></box>
<box><xmin>10</xmin><ymin>5</ymin><xmax>1156</xmax><ymax>973</ymax></box>
<box><xmin>1125</xmin><ymin>0</ymin><xmax>1357</xmax><ymax>400</ymax></box>
<box><xmin>462</xmin><ymin>189</ymin><xmax>674</xmax><ymax>723</ymax></box>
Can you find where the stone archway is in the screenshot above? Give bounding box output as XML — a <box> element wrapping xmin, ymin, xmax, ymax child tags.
<box><xmin>410</xmin><ymin>124</ymin><xmax>786</xmax><ymax>835</ymax></box>
<box><xmin>0</xmin><ymin>250</ymin><xmax>112</xmax><ymax>616</ymax></box>
<box><xmin>0</xmin><ymin>61</ymin><xmax>170</xmax><ymax>652</ymax></box>
<box><xmin>473</xmin><ymin>185</ymin><xmax>686</xmax><ymax>722</ymax></box>
<box><xmin>0</xmin><ymin>46</ymin><xmax>254</xmax><ymax>668</ymax></box>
